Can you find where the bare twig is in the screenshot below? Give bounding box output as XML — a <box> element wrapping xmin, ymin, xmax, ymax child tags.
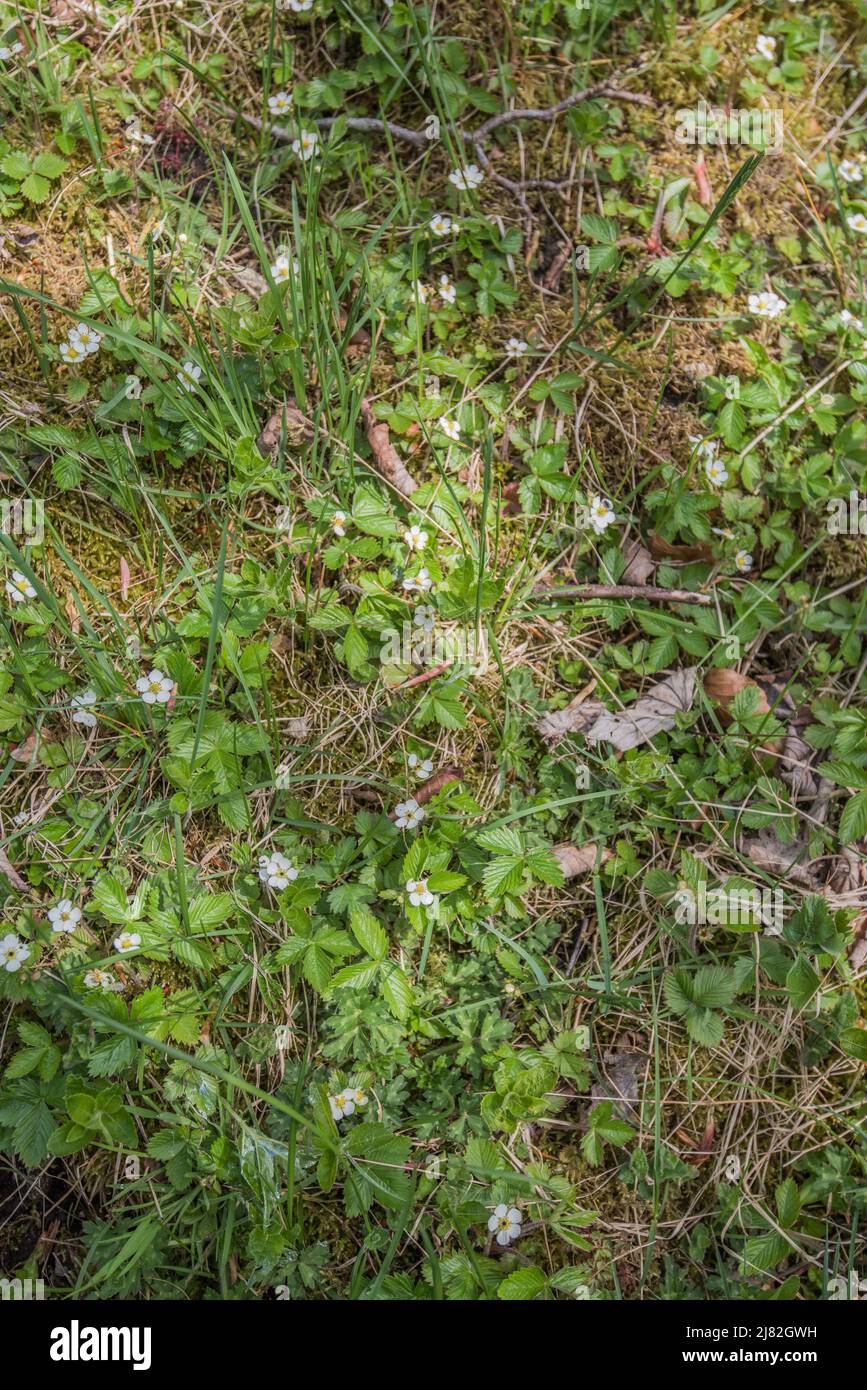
<box><xmin>532</xmin><ymin>584</ymin><xmax>713</xmax><ymax>605</ymax></box>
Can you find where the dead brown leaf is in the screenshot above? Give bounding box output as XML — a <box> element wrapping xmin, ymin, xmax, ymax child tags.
<box><xmin>536</xmin><ymin>690</ymin><xmax>604</xmax><ymax>741</ymax></box>
<box><xmin>0</xmin><ymin>846</ymin><xmax>27</xmax><ymax>892</ymax></box>
<box><xmin>585</xmin><ymin>668</ymin><xmax>697</xmax><ymax>752</ymax></box>
<box><xmin>703</xmin><ymin>668</ymin><xmax>771</xmax><ymax>723</ymax></box>
<box><xmin>415</xmin><ymin>764</ymin><xmax>463</xmax><ymax>807</ymax></box>
<box><xmin>553</xmin><ymin>842</ymin><xmax>611</xmax><ymax>878</ymax></box>
<box><xmin>648</xmin><ymin>532</ymin><xmax>714</xmax><ymax>564</ymax></box>
<box><xmin>359</xmin><ymin>399</ymin><xmax>418</xmax><ymax>498</ymax></box>
<box><xmin>621</xmin><ymin>537</ymin><xmax>655</xmax><ymax>585</ymax></box>
<box><xmin>742</xmin><ymin>827</ymin><xmax>820</xmax><ymax>888</ymax></box>
<box><xmin>257</xmin><ymin>400</ymin><xmax>314</xmax><ymax>457</ymax></box>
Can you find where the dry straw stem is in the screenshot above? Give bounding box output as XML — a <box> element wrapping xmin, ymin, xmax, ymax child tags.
<box><xmin>532</xmin><ymin>583</ymin><xmax>713</xmax><ymax>605</ymax></box>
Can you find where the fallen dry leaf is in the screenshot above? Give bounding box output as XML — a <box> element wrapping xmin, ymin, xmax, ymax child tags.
<box><xmin>742</xmin><ymin>826</ymin><xmax>820</xmax><ymax>888</ymax></box>
<box><xmin>621</xmin><ymin>537</ymin><xmax>655</xmax><ymax>585</ymax></box>
<box><xmin>415</xmin><ymin>764</ymin><xmax>462</xmax><ymax>806</ymax></box>
<box><xmin>359</xmin><ymin>400</ymin><xmax>418</xmax><ymax>498</ymax></box>
<box><xmin>0</xmin><ymin>846</ymin><xmax>27</xmax><ymax>892</ymax></box>
<box><xmin>585</xmin><ymin>668</ymin><xmax>697</xmax><ymax>752</ymax></box>
<box><xmin>703</xmin><ymin>668</ymin><xmax>771</xmax><ymax>724</ymax></box>
<box><xmin>257</xmin><ymin>400</ymin><xmax>314</xmax><ymax>456</ymax></box>
<box><xmin>648</xmin><ymin>532</ymin><xmax>714</xmax><ymax>564</ymax></box>
<box><xmin>10</xmin><ymin>730</ymin><xmax>39</xmax><ymax>763</ymax></box>
<box><xmin>536</xmin><ymin>693</ymin><xmax>605</xmax><ymax>741</ymax></box>
<box><xmin>554</xmin><ymin>842</ymin><xmax>612</xmax><ymax>878</ymax></box>
<box><xmin>777</xmin><ymin>727</ymin><xmax>819</xmax><ymax>798</ymax></box>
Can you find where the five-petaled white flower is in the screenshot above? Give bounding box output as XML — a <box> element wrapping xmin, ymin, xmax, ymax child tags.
<box><xmin>413</xmin><ymin>281</ymin><xmax>429</xmax><ymax>306</ymax></box>
<box><xmin>712</xmin><ymin>525</ymin><xmax>736</xmax><ymax>540</ymax></box>
<box><xmin>429</xmin><ymin>213</ymin><xmax>452</xmax><ymax>237</ymax></box>
<box><xmin>258</xmin><ymin>851</ymin><xmax>299</xmax><ymax>891</ymax></box>
<box><xmin>84</xmin><ymin>968</ymin><xmax>122</xmax><ymax>992</ymax></box>
<box><xmin>408</xmin><ymin>752</ymin><xmax>434</xmax><ymax>779</ymax></box>
<box><xmin>689</xmin><ymin>436</ymin><xmax>718</xmax><ymax>466</ymax></box>
<box><xmin>394</xmin><ymin>797</ymin><xmax>424</xmax><ymax>830</ymax></box>
<box><xmin>125</xmin><ymin>374</ymin><xmax>142</xmax><ymax>399</ymax></box>
<box><xmin>449</xmin><ymin>163</ymin><xmax>484</xmax><ymax>191</ymax></box>
<box><xmin>136</xmin><ymin>669</ymin><xmax>174</xmax><ymax>705</ymax></box>
<box><xmin>59</xmin><ymin>339</ymin><xmax>86</xmax><ymax>365</ymax></box>
<box><xmin>412</xmin><ymin>606</ymin><xmax>436</xmax><ymax>635</ymax></box>
<box><xmin>755</xmin><ymin>34</ymin><xmax>776</xmax><ymax>61</ymax></box>
<box><xmin>438</xmin><ymin>416</ymin><xmax>460</xmax><ymax>441</ymax></box>
<box><xmin>840</xmin><ymin>309</ymin><xmax>865</xmax><ymax>331</ymax></box>
<box><xmin>748</xmin><ymin>289</ymin><xmax>786</xmax><ymax>319</ymax></box>
<box><xmin>292</xmin><ymin>129</ymin><xmax>318</xmax><ymax>160</ymax></box>
<box><xmin>706</xmin><ymin>457</ymin><xmax>729</xmax><ymax>486</ymax></box>
<box><xmin>268</xmin><ymin>91</ymin><xmax>292</xmax><ymax>115</ymax></box>
<box><xmin>49</xmin><ymin>899</ymin><xmax>82</xmax><ymax>934</ymax></box>
<box><xmin>488</xmin><ymin>1204</ymin><xmax>522</xmax><ymax>1247</ymax></box>
<box><xmin>177</xmin><ymin>360</ymin><xmax>202</xmax><ymax>391</ymax></box>
<box><xmin>6</xmin><ymin>570</ymin><xmax>36</xmax><ymax>603</ymax></box>
<box><xmin>286</xmin><ymin>0</ymin><xmax>313</xmax><ymax>9</ymax></box>
<box><xmin>114</xmin><ymin>932</ymin><xmax>141</xmax><ymax>954</ymax></box>
<box><xmin>404</xmin><ymin>523</ymin><xmax>428</xmax><ymax>552</ymax></box>
<box><xmin>69</xmin><ymin>322</ymin><xmax>101</xmax><ymax>355</ymax></box>
<box><xmin>847</xmin><ymin>212</ymin><xmax>867</xmax><ymax>234</ymax></box>
<box><xmin>1</xmin><ymin>933</ymin><xmax>29</xmax><ymax>972</ymax></box>
<box><xmin>329</xmin><ymin>1090</ymin><xmax>356</xmax><ymax>1121</ymax></box>
<box><xmin>71</xmin><ymin>689</ymin><xmax>98</xmax><ymax>728</ymax></box>
<box><xmin>402</xmin><ymin>567</ymin><xmax>433</xmax><ymax>593</ymax></box>
<box><xmin>839</xmin><ymin>159</ymin><xmax>863</xmax><ymax>184</ymax></box>
<box><xmin>270</xmin><ymin>252</ymin><xmax>300</xmax><ymax>282</ymax></box>
<box><xmin>588</xmin><ymin>495</ymin><xmax>616</xmax><ymax>534</ymax></box>
<box><xmin>0</xmin><ymin>42</ymin><xmax>24</xmax><ymax>60</ymax></box>
<box><xmin>505</xmin><ymin>337</ymin><xmax>528</xmax><ymax>356</ymax></box>
<box><xmin>344</xmin><ymin>1086</ymin><xmax>368</xmax><ymax>1109</ymax></box>
<box><xmin>734</xmin><ymin>549</ymin><xmax>753</xmax><ymax>574</ymax></box>
<box><xmin>332</xmin><ymin>509</ymin><xmax>348</xmax><ymax>537</ymax></box>
<box><xmin>406</xmin><ymin>877</ymin><xmax>435</xmax><ymax>907</ymax></box>
<box><xmin>438</xmin><ymin>275</ymin><xmax>456</xmax><ymax>306</ymax></box>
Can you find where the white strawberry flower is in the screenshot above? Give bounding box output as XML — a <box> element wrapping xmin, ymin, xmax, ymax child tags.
<box><xmin>404</xmin><ymin>523</ymin><xmax>428</xmax><ymax>552</ymax></box>
<box><xmin>406</xmin><ymin>877</ymin><xmax>435</xmax><ymax>907</ymax></box>
<box><xmin>177</xmin><ymin>360</ymin><xmax>202</xmax><ymax>391</ymax></box>
<box><xmin>48</xmin><ymin>899</ymin><xmax>82</xmax><ymax>934</ymax></box>
<box><xmin>292</xmin><ymin>129</ymin><xmax>318</xmax><ymax>161</ymax></box>
<box><xmin>438</xmin><ymin>416</ymin><xmax>460</xmax><ymax>441</ymax></box>
<box><xmin>705</xmin><ymin>457</ymin><xmax>729</xmax><ymax>486</ymax></box>
<box><xmin>449</xmin><ymin>163</ymin><xmax>484</xmax><ymax>191</ymax></box>
<box><xmin>505</xmin><ymin>337</ymin><xmax>528</xmax><ymax>356</ymax></box>
<box><xmin>588</xmin><ymin>495</ymin><xmax>616</xmax><ymax>534</ymax></box>
<box><xmin>488</xmin><ymin>1204</ymin><xmax>522</xmax><ymax>1247</ymax></box>
<box><xmin>712</xmin><ymin>526</ymin><xmax>736</xmax><ymax>540</ymax></box>
<box><xmin>136</xmin><ymin>669</ymin><xmax>174</xmax><ymax>704</ymax></box>
<box><xmin>407</xmin><ymin>751</ymin><xmax>434</xmax><ymax>778</ymax></box>
<box><xmin>84</xmin><ymin>968</ymin><xmax>123</xmax><ymax>992</ymax></box>
<box><xmin>114</xmin><ymin>932</ymin><xmax>141</xmax><ymax>954</ymax></box>
<box><xmin>394</xmin><ymin>797</ymin><xmax>424</xmax><ymax>830</ymax></box>
<box><xmin>438</xmin><ymin>274</ymin><xmax>456</xmax><ymax>306</ymax></box>
<box><xmin>1</xmin><ymin>933</ymin><xmax>29</xmax><ymax>972</ymax></box>
<box><xmin>429</xmin><ymin>213</ymin><xmax>452</xmax><ymax>236</ymax></box>
<box><xmin>755</xmin><ymin>34</ymin><xmax>776</xmax><ymax>61</ymax></box>
<box><xmin>847</xmin><ymin>212</ymin><xmax>867</xmax><ymax>234</ymax></box>
<box><xmin>270</xmin><ymin>252</ymin><xmax>300</xmax><ymax>282</ymax></box>
<box><xmin>748</xmin><ymin>289</ymin><xmax>786</xmax><ymax>318</ymax></box>
<box><xmin>6</xmin><ymin>570</ymin><xmax>36</xmax><ymax>603</ymax></box>
<box><xmin>71</xmin><ymin>689</ymin><xmax>98</xmax><ymax>728</ymax></box>
<box><xmin>258</xmin><ymin>851</ymin><xmax>299</xmax><ymax>891</ymax></box>
<box><xmin>0</xmin><ymin>42</ymin><xmax>24</xmax><ymax>60</ymax></box>
<box><xmin>285</xmin><ymin>0</ymin><xmax>314</xmax><ymax>9</ymax></box>
<box><xmin>343</xmin><ymin>1086</ymin><xmax>368</xmax><ymax>1109</ymax></box>
<box><xmin>332</xmin><ymin>509</ymin><xmax>348</xmax><ymax>537</ymax></box>
<box><xmin>59</xmin><ymin>339</ymin><xmax>87</xmax><ymax>365</ymax></box>
<box><xmin>268</xmin><ymin>91</ymin><xmax>292</xmax><ymax>115</ymax></box>
<box><xmin>838</xmin><ymin>159</ymin><xmax>863</xmax><ymax>184</ymax></box>
<box><xmin>840</xmin><ymin>309</ymin><xmax>865</xmax><ymax>331</ymax></box>
<box><xmin>402</xmin><ymin>567</ymin><xmax>433</xmax><ymax>593</ymax></box>
<box><xmin>412</xmin><ymin>605</ymin><xmax>436</xmax><ymax>635</ymax></box>
<box><xmin>734</xmin><ymin>549</ymin><xmax>753</xmax><ymax>574</ymax></box>
<box><xmin>329</xmin><ymin>1090</ymin><xmax>355</xmax><ymax>1121</ymax></box>
<box><xmin>413</xmin><ymin>281</ymin><xmax>430</xmax><ymax>305</ymax></box>
<box><xmin>69</xmin><ymin>322</ymin><xmax>101</xmax><ymax>356</ymax></box>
